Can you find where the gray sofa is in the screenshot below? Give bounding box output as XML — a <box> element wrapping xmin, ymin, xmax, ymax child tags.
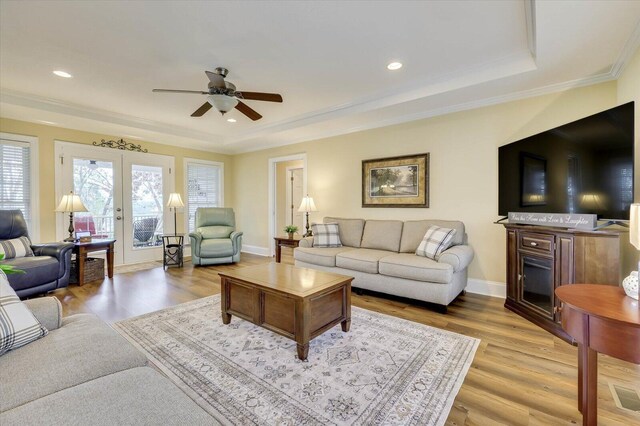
<box><xmin>294</xmin><ymin>217</ymin><xmax>474</xmax><ymax>312</ymax></box>
<box><xmin>0</xmin><ymin>297</ymin><xmax>216</xmax><ymax>425</ymax></box>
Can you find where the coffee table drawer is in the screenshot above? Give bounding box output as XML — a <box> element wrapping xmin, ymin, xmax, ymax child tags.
<box><xmin>262</xmin><ymin>292</ymin><xmax>296</xmax><ymax>337</ymax></box>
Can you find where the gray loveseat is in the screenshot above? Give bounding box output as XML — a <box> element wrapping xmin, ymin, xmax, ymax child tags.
<box><xmin>0</xmin><ymin>297</ymin><xmax>216</xmax><ymax>425</ymax></box>
<box><xmin>294</xmin><ymin>217</ymin><xmax>474</xmax><ymax>312</ymax></box>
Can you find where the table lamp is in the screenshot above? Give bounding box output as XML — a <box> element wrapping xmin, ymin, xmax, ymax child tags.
<box><xmin>298</xmin><ymin>195</ymin><xmax>317</xmax><ymax>237</ymax></box>
<box><xmin>166</xmin><ymin>193</ymin><xmax>184</xmax><ymax>235</ymax></box>
<box><xmin>55</xmin><ymin>191</ymin><xmax>88</xmax><ymax>242</ymax></box>
<box><xmin>624</xmin><ymin>203</ymin><xmax>640</xmax><ymax>300</ymax></box>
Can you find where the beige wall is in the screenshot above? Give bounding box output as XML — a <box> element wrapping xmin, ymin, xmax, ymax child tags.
<box><xmin>233</xmin><ymin>81</ymin><xmax>620</xmax><ymax>283</ymax></box>
<box><xmin>275</xmin><ymin>160</ymin><xmax>304</xmax><ymax>235</ymax></box>
<box><xmin>0</xmin><ymin>118</ymin><xmax>232</xmax><ymax>242</ymax></box>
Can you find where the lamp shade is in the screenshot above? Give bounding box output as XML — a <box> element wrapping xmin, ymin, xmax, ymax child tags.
<box><xmin>630</xmin><ymin>203</ymin><xmax>640</xmax><ymax>250</ymax></box>
<box><xmin>166</xmin><ymin>193</ymin><xmax>184</xmax><ymax>208</ymax></box>
<box><xmin>207</xmin><ymin>95</ymin><xmax>239</xmax><ymax>114</ymax></box>
<box><xmin>298</xmin><ymin>196</ymin><xmax>317</xmax><ymax>213</ymax></box>
<box><xmin>55</xmin><ymin>192</ymin><xmax>88</xmax><ymax>213</ymax></box>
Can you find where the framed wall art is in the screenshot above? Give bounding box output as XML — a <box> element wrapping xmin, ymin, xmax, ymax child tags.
<box><xmin>362</xmin><ymin>153</ymin><xmax>429</xmax><ymax>207</ymax></box>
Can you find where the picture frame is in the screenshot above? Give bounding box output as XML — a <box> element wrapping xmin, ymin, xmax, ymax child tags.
<box><xmin>362</xmin><ymin>153</ymin><xmax>429</xmax><ymax>207</ymax></box>
<box><xmin>520</xmin><ymin>152</ymin><xmax>547</xmax><ymax>206</ymax></box>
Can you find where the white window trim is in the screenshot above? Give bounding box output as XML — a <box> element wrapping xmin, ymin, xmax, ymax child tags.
<box><xmin>0</xmin><ymin>132</ymin><xmax>40</xmax><ymax>242</ymax></box>
<box><xmin>183</xmin><ymin>158</ymin><xmax>225</xmax><ymax>237</ymax></box>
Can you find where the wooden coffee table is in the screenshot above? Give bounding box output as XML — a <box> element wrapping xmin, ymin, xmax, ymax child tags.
<box><xmin>218</xmin><ymin>263</ymin><xmax>353</xmax><ymax>360</ymax></box>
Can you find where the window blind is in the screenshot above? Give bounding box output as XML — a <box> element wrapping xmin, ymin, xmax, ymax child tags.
<box><xmin>186</xmin><ymin>162</ymin><xmax>221</xmax><ymax>233</ymax></box>
<box><xmin>0</xmin><ymin>140</ymin><xmax>32</xmax><ymax>228</ymax></box>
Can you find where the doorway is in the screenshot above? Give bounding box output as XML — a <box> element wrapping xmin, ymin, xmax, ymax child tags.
<box><xmin>268</xmin><ymin>154</ymin><xmax>307</xmax><ymax>257</ymax></box>
<box><xmin>55</xmin><ymin>141</ymin><xmax>175</xmax><ymax>265</ymax></box>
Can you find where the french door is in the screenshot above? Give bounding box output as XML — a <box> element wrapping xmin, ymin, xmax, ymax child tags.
<box><xmin>55</xmin><ymin>142</ymin><xmax>174</xmax><ymax>265</ymax></box>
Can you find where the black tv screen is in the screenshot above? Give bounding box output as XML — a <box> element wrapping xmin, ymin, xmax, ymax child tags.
<box><xmin>498</xmin><ymin>102</ymin><xmax>634</xmax><ymax>220</ymax></box>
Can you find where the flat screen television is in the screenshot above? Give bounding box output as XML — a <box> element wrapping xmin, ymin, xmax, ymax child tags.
<box><xmin>498</xmin><ymin>102</ymin><xmax>634</xmax><ymax>221</ymax></box>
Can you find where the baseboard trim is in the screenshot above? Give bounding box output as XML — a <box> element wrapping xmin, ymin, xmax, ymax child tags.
<box><xmin>242</xmin><ymin>245</ymin><xmax>270</xmax><ymax>257</ymax></box>
<box><xmin>467</xmin><ymin>278</ymin><xmax>506</xmax><ymax>299</ymax></box>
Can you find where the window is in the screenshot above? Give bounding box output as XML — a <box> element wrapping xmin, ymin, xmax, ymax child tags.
<box><xmin>0</xmin><ymin>133</ymin><xmax>39</xmax><ymax>241</ymax></box>
<box><xmin>184</xmin><ymin>159</ymin><xmax>223</xmax><ymax>233</ymax></box>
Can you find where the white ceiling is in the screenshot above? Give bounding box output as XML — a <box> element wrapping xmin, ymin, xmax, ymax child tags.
<box><xmin>1</xmin><ymin>0</ymin><xmax>639</xmax><ymax>154</ymax></box>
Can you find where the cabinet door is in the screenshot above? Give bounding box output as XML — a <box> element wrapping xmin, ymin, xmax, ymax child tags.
<box><xmin>519</xmin><ymin>254</ymin><xmax>555</xmax><ymax>320</ymax></box>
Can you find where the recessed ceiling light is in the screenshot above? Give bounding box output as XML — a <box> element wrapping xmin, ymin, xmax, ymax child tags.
<box><xmin>227</xmin><ymin>118</ymin><xmax>237</xmax><ymax>123</ymax></box>
<box><xmin>53</xmin><ymin>70</ymin><xmax>72</xmax><ymax>78</ymax></box>
<box><xmin>387</xmin><ymin>62</ymin><xmax>403</xmax><ymax>71</ymax></box>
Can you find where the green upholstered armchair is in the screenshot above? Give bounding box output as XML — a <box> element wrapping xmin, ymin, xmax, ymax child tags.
<box><xmin>189</xmin><ymin>208</ymin><xmax>243</xmax><ymax>265</ymax></box>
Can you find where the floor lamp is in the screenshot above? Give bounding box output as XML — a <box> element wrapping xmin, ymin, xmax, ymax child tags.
<box><xmin>166</xmin><ymin>193</ymin><xmax>184</xmax><ymax>235</ymax></box>
<box><xmin>55</xmin><ymin>191</ymin><xmax>88</xmax><ymax>242</ymax></box>
<box><xmin>298</xmin><ymin>195</ymin><xmax>317</xmax><ymax>237</ymax></box>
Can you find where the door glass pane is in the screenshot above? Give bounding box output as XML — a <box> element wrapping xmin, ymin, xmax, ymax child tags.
<box><xmin>131</xmin><ymin>164</ymin><xmax>163</xmax><ymax>248</ymax></box>
<box><xmin>522</xmin><ymin>255</ymin><xmax>553</xmax><ymax>315</ymax></box>
<box><xmin>73</xmin><ymin>159</ymin><xmax>115</xmax><ymax>239</ymax></box>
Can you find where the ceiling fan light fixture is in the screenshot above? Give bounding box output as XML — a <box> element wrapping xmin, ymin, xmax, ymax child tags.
<box><xmin>207</xmin><ymin>94</ymin><xmax>238</xmax><ymax>114</ymax></box>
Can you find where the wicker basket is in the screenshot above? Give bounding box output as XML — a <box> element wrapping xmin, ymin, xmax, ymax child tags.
<box><xmin>70</xmin><ymin>257</ymin><xmax>105</xmax><ymax>284</ymax></box>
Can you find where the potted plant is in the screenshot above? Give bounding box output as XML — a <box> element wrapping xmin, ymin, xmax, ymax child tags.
<box><xmin>0</xmin><ymin>253</ymin><xmax>25</xmax><ymax>276</ymax></box>
<box><xmin>283</xmin><ymin>225</ymin><xmax>299</xmax><ymax>239</ymax></box>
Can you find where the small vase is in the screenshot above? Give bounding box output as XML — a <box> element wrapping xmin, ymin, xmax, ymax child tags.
<box><xmin>622</xmin><ymin>271</ymin><xmax>639</xmax><ymax>300</ymax></box>
<box><xmin>288</xmin><ymin>233</ymin><xmax>294</xmax><ymax>239</ymax></box>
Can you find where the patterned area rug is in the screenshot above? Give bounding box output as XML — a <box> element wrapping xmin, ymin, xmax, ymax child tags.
<box><xmin>114</xmin><ymin>295</ymin><xmax>479</xmax><ymax>425</ymax></box>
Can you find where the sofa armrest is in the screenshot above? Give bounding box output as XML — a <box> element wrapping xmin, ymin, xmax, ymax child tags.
<box><xmin>23</xmin><ymin>297</ymin><xmax>63</xmax><ymax>331</ymax></box>
<box><xmin>230</xmin><ymin>231</ymin><xmax>243</xmax><ymax>253</ymax></box>
<box><xmin>298</xmin><ymin>237</ymin><xmax>314</xmax><ymax>248</ymax></box>
<box><xmin>188</xmin><ymin>232</ymin><xmax>203</xmax><ymax>257</ymax></box>
<box><xmin>31</xmin><ymin>242</ymin><xmax>74</xmax><ymax>279</ymax></box>
<box><xmin>437</xmin><ymin>245</ymin><xmax>474</xmax><ymax>272</ymax></box>
<box><xmin>31</xmin><ymin>242</ymin><xmax>74</xmax><ymax>260</ymax></box>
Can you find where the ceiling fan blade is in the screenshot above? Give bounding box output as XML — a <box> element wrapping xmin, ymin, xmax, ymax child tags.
<box><xmin>235</xmin><ymin>101</ymin><xmax>262</xmax><ymax>121</ymax></box>
<box><xmin>191</xmin><ymin>102</ymin><xmax>213</xmax><ymax>117</ymax></box>
<box><xmin>153</xmin><ymin>89</ymin><xmax>208</xmax><ymax>94</ymax></box>
<box><xmin>205</xmin><ymin>71</ymin><xmax>226</xmax><ymax>88</ymax></box>
<box><xmin>236</xmin><ymin>91</ymin><xmax>283</xmax><ymax>103</ymax></box>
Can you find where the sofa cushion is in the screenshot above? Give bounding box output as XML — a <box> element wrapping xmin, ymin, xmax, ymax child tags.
<box><xmin>335</xmin><ymin>249</ymin><xmax>391</xmax><ymax>274</ymax></box>
<box><xmin>0</xmin><ymin>313</ymin><xmax>148</xmax><ymax>412</ymax></box>
<box><xmin>199</xmin><ymin>239</ymin><xmax>234</xmax><ymax>257</ymax></box>
<box><xmin>311</xmin><ymin>223</ymin><xmax>342</xmax><ymax>247</ymax></box>
<box><xmin>323</xmin><ymin>217</ymin><xmax>365</xmax><ymax>247</ymax></box>
<box><xmin>400</xmin><ymin>220</ymin><xmax>465</xmax><ymax>253</ymax></box>
<box><xmin>415</xmin><ymin>226</ymin><xmax>456</xmax><ymax>260</ymax></box>
<box><xmin>198</xmin><ymin>225</ymin><xmax>234</xmax><ymax>239</ymax></box>
<box><xmin>1</xmin><ymin>256</ymin><xmax>59</xmax><ymax>291</ymax></box>
<box><xmin>0</xmin><ymin>367</ymin><xmax>216</xmax><ymax>426</ymax></box>
<box><xmin>360</xmin><ymin>220</ymin><xmax>403</xmax><ymax>252</ymax></box>
<box><xmin>379</xmin><ymin>253</ymin><xmax>453</xmax><ymax>284</ymax></box>
<box><xmin>294</xmin><ymin>246</ymin><xmax>353</xmax><ymax>267</ymax></box>
<box><xmin>0</xmin><ymin>273</ymin><xmax>48</xmax><ymax>355</ymax></box>
<box><xmin>0</xmin><ymin>236</ymin><xmax>33</xmax><ymax>259</ymax></box>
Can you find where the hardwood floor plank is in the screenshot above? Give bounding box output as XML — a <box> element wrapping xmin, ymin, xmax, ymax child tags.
<box><xmin>43</xmin><ymin>253</ymin><xmax>640</xmax><ymax>425</ymax></box>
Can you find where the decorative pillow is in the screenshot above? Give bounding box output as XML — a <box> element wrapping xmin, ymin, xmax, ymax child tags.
<box><xmin>415</xmin><ymin>226</ymin><xmax>457</xmax><ymax>260</ymax></box>
<box><xmin>0</xmin><ymin>236</ymin><xmax>33</xmax><ymax>260</ymax></box>
<box><xmin>312</xmin><ymin>223</ymin><xmax>342</xmax><ymax>248</ymax></box>
<box><xmin>0</xmin><ymin>270</ymin><xmax>48</xmax><ymax>356</ymax></box>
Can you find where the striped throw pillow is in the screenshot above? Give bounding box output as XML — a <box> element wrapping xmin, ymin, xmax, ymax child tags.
<box><xmin>312</xmin><ymin>223</ymin><xmax>342</xmax><ymax>248</ymax></box>
<box><xmin>415</xmin><ymin>226</ymin><xmax>456</xmax><ymax>260</ymax></box>
<box><xmin>0</xmin><ymin>236</ymin><xmax>33</xmax><ymax>260</ymax></box>
<box><xmin>0</xmin><ymin>270</ymin><xmax>48</xmax><ymax>355</ymax></box>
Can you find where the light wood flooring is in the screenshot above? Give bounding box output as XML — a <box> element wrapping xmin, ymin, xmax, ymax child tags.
<box><xmin>49</xmin><ymin>248</ymin><xmax>640</xmax><ymax>425</ymax></box>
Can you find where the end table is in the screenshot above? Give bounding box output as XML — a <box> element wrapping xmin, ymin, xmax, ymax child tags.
<box><xmin>274</xmin><ymin>236</ymin><xmax>301</xmax><ymax>263</ymax></box>
<box><xmin>162</xmin><ymin>234</ymin><xmax>184</xmax><ymax>269</ymax></box>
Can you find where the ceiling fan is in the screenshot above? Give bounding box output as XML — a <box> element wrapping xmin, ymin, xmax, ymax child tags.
<box><xmin>152</xmin><ymin>67</ymin><xmax>283</xmax><ymax>121</ymax></box>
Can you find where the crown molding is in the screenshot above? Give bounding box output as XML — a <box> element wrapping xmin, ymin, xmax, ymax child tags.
<box><xmin>224</xmin><ymin>50</ymin><xmax>537</xmax><ymax>147</ymax></box>
<box><xmin>525</xmin><ymin>0</ymin><xmax>537</xmax><ymax>60</ymax></box>
<box><xmin>610</xmin><ymin>18</ymin><xmax>640</xmax><ymax>78</ymax></box>
<box><xmin>0</xmin><ymin>89</ymin><xmax>224</xmax><ymax>145</ymax></box>
<box><xmin>229</xmin><ymin>71</ymin><xmax>616</xmax><ymax>154</ymax></box>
